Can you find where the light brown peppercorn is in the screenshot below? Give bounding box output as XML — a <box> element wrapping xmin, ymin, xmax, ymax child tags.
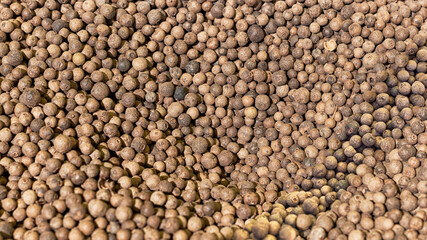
<box><xmin>191</xmin><ymin>137</ymin><xmax>209</xmax><ymax>154</ymax></box>
<box><xmin>187</xmin><ymin>216</ymin><xmax>204</xmax><ymax>232</ymax></box>
<box><xmin>91</xmin><ymin>82</ymin><xmax>110</xmax><ymax>100</ymax></box>
<box><xmin>53</xmin><ymin>134</ymin><xmax>74</xmax><ymax>154</ymax></box>
<box><xmin>218</xmin><ymin>150</ymin><xmax>235</xmax><ymax>167</ymax></box>
<box><xmin>201</xmin><ymin>152</ymin><xmax>218</xmax><ymax>169</ymax></box>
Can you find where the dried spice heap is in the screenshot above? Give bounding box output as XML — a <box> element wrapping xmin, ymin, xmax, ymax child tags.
<box><xmin>0</xmin><ymin>0</ymin><xmax>426</xmax><ymax>239</ymax></box>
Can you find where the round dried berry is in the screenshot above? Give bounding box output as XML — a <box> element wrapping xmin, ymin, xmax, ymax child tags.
<box><xmin>19</xmin><ymin>88</ymin><xmax>41</xmax><ymax>108</ymax></box>
<box><xmin>247</xmin><ymin>25</ymin><xmax>265</xmax><ymax>43</ymax></box>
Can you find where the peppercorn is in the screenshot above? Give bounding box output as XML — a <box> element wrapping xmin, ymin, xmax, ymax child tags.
<box><xmin>218</xmin><ymin>150</ymin><xmax>235</xmax><ymax>167</ymax></box>
<box><xmin>201</xmin><ymin>152</ymin><xmax>217</xmax><ymax>170</ymax></box>
<box><xmin>252</xmin><ymin>218</ymin><xmax>270</xmax><ymax>239</ymax></box>
<box><xmin>186</xmin><ymin>61</ymin><xmax>200</xmax><ymax>74</ymax></box>
<box><xmin>19</xmin><ymin>88</ymin><xmax>41</xmax><ymax>108</ymax></box>
<box><xmin>247</xmin><ymin>25</ymin><xmax>265</xmax><ymax>43</ymax></box>
<box><xmin>53</xmin><ymin>134</ymin><xmax>74</xmax><ymax>154</ymax></box>
<box><xmin>117</xmin><ymin>59</ymin><xmax>131</xmax><ymax>72</ymax></box>
<box><xmin>147</xmin><ymin>10</ymin><xmax>164</xmax><ymax>25</ymax></box>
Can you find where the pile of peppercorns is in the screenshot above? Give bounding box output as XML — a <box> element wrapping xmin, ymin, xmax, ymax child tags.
<box><xmin>0</xmin><ymin>0</ymin><xmax>426</xmax><ymax>239</ymax></box>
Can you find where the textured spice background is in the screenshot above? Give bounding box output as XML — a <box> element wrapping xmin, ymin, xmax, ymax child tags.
<box><xmin>0</xmin><ymin>0</ymin><xmax>426</xmax><ymax>240</ymax></box>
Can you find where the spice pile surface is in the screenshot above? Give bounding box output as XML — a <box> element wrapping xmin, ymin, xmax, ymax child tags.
<box><xmin>0</xmin><ymin>0</ymin><xmax>426</xmax><ymax>239</ymax></box>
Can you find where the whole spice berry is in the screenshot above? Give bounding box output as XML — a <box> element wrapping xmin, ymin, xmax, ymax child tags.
<box><xmin>201</xmin><ymin>153</ymin><xmax>218</xmax><ymax>169</ymax></box>
<box><xmin>147</xmin><ymin>10</ymin><xmax>163</xmax><ymax>25</ymax></box>
<box><xmin>6</xmin><ymin>50</ymin><xmax>23</xmax><ymax>66</ymax></box>
<box><xmin>91</xmin><ymin>82</ymin><xmax>110</xmax><ymax>100</ymax></box>
<box><xmin>218</xmin><ymin>150</ymin><xmax>236</xmax><ymax>167</ymax></box>
<box><xmin>19</xmin><ymin>88</ymin><xmax>41</xmax><ymax>108</ymax></box>
<box><xmin>247</xmin><ymin>25</ymin><xmax>265</xmax><ymax>43</ymax></box>
<box><xmin>191</xmin><ymin>137</ymin><xmax>209</xmax><ymax>154</ymax></box>
<box><xmin>0</xmin><ymin>221</ymin><xmax>13</xmax><ymax>238</ymax></box>
<box><xmin>53</xmin><ymin>134</ymin><xmax>74</xmax><ymax>154</ymax></box>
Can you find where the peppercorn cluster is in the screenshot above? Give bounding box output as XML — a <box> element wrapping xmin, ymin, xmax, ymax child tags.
<box><xmin>0</xmin><ymin>0</ymin><xmax>426</xmax><ymax>240</ymax></box>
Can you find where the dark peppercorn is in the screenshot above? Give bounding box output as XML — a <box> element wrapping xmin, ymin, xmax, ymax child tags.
<box><xmin>174</xmin><ymin>86</ymin><xmax>187</xmax><ymax>101</ymax></box>
<box><xmin>52</xmin><ymin>19</ymin><xmax>68</xmax><ymax>32</ymax></box>
<box><xmin>117</xmin><ymin>59</ymin><xmax>131</xmax><ymax>72</ymax></box>
<box><xmin>186</xmin><ymin>61</ymin><xmax>200</xmax><ymax>74</ymax></box>
<box><xmin>247</xmin><ymin>25</ymin><xmax>265</xmax><ymax>43</ymax></box>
